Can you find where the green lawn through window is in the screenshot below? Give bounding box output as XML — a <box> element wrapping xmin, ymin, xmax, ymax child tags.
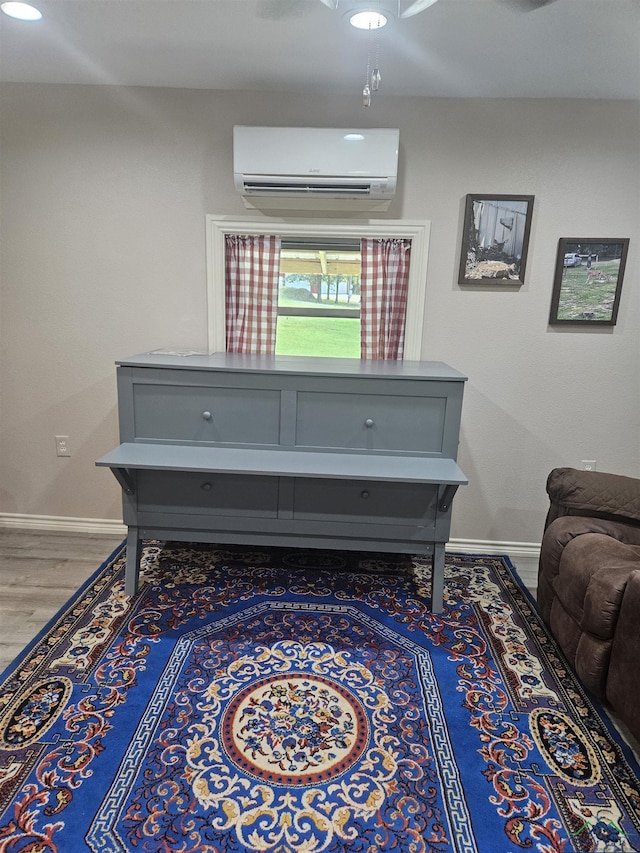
<box><xmin>276</xmin><ymin>316</ymin><xmax>360</xmax><ymax>358</ymax></box>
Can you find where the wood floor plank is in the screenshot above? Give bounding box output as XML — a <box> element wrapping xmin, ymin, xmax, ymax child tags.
<box><xmin>0</xmin><ymin>530</ymin><xmax>122</xmax><ymax>673</ymax></box>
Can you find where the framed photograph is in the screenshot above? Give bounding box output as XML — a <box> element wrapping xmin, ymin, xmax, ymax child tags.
<box><xmin>458</xmin><ymin>194</ymin><xmax>535</xmax><ymax>286</ymax></box>
<box><xmin>549</xmin><ymin>238</ymin><xmax>630</xmax><ymax>326</ymax></box>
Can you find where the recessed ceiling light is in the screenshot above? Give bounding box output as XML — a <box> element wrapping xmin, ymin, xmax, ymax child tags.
<box><xmin>350</xmin><ymin>10</ymin><xmax>387</xmax><ymax>29</ymax></box>
<box><xmin>1</xmin><ymin>1</ymin><xmax>42</xmax><ymax>20</ymax></box>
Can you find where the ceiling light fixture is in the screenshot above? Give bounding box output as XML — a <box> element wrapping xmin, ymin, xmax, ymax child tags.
<box><xmin>325</xmin><ymin>0</ymin><xmax>438</xmax><ymax>106</ymax></box>
<box><xmin>324</xmin><ymin>0</ymin><xmax>440</xmax><ymax>21</ymax></box>
<box><xmin>350</xmin><ymin>10</ymin><xmax>387</xmax><ymax>28</ymax></box>
<box><xmin>1</xmin><ymin>1</ymin><xmax>42</xmax><ymax>20</ymax></box>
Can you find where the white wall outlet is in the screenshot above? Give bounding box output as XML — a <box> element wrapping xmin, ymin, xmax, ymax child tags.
<box><xmin>581</xmin><ymin>460</ymin><xmax>597</xmax><ymax>471</ymax></box>
<box><xmin>55</xmin><ymin>435</ymin><xmax>71</xmax><ymax>457</ymax></box>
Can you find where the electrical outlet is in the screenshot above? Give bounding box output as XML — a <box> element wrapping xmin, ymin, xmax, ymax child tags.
<box><xmin>55</xmin><ymin>435</ymin><xmax>71</xmax><ymax>457</ymax></box>
<box><xmin>581</xmin><ymin>460</ymin><xmax>597</xmax><ymax>471</ymax></box>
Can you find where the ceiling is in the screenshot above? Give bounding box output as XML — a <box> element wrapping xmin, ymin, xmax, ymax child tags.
<box><xmin>0</xmin><ymin>0</ymin><xmax>639</xmax><ymax>100</ymax></box>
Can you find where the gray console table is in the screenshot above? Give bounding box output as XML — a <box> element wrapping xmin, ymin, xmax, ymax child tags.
<box><xmin>96</xmin><ymin>353</ymin><xmax>467</xmax><ymax>611</ymax></box>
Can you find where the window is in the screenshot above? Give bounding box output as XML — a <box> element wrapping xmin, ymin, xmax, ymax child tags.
<box><xmin>206</xmin><ymin>217</ymin><xmax>430</xmax><ymax>360</ymax></box>
<box><xmin>277</xmin><ymin>240</ymin><xmax>361</xmax><ymax>357</ymax></box>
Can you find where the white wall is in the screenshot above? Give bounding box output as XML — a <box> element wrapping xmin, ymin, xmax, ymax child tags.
<box><xmin>1</xmin><ymin>83</ymin><xmax>638</xmax><ymax>546</ymax></box>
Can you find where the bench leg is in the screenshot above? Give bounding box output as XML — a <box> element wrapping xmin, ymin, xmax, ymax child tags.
<box><xmin>125</xmin><ymin>527</ymin><xmax>142</xmax><ymax>596</ymax></box>
<box><xmin>431</xmin><ymin>542</ymin><xmax>445</xmax><ymax>613</ymax></box>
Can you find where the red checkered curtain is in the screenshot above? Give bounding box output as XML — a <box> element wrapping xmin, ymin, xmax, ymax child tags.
<box><xmin>360</xmin><ymin>238</ymin><xmax>411</xmax><ymax>360</ymax></box>
<box><xmin>225</xmin><ymin>234</ymin><xmax>281</xmax><ymax>354</ymax></box>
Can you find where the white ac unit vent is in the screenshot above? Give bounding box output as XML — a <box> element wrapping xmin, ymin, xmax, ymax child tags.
<box><xmin>233</xmin><ymin>126</ymin><xmax>399</xmax><ymax>211</ymax></box>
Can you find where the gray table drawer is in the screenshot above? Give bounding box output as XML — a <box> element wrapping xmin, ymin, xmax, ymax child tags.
<box><xmin>292</xmin><ymin>478</ymin><xmax>438</xmax><ymax>525</ymax></box>
<box><xmin>295</xmin><ymin>391</ymin><xmax>447</xmax><ymax>452</ymax></box>
<box><xmin>137</xmin><ymin>470</ymin><xmax>279</xmax><ymax>517</ymax></box>
<box><xmin>132</xmin><ymin>384</ymin><xmax>281</xmax><ymax>444</ymax></box>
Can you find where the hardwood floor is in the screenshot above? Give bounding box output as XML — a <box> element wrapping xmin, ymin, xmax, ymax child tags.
<box><xmin>0</xmin><ymin>529</ymin><xmax>637</xmax><ymax>760</ymax></box>
<box><xmin>0</xmin><ymin>529</ymin><xmax>123</xmax><ymax>674</ymax></box>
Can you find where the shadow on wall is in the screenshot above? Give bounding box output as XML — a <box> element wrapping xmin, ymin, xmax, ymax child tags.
<box><xmin>454</xmin><ymin>384</ymin><xmax>557</xmax><ymax>545</ymax></box>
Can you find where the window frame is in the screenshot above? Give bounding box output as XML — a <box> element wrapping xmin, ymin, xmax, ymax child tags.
<box><xmin>205</xmin><ymin>215</ymin><xmax>431</xmax><ymax>359</ymax></box>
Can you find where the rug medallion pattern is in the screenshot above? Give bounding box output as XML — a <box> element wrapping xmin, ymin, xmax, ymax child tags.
<box><xmin>1</xmin><ymin>543</ymin><xmax>639</xmax><ymax>852</ymax></box>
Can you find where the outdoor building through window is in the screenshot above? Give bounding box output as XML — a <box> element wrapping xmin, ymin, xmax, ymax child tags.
<box><xmin>276</xmin><ymin>239</ymin><xmax>361</xmax><ymax>358</ymax></box>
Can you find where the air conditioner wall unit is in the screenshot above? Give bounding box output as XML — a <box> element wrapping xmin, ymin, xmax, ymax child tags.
<box><xmin>233</xmin><ymin>126</ymin><xmax>399</xmax><ymax>211</ymax></box>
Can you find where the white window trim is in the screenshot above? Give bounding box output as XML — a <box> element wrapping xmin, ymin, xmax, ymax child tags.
<box><xmin>205</xmin><ymin>215</ymin><xmax>431</xmax><ymax>360</ymax></box>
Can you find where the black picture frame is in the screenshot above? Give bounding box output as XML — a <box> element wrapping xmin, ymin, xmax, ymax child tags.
<box><xmin>549</xmin><ymin>238</ymin><xmax>630</xmax><ymax>326</ymax></box>
<box><xmin>458</xmin><ymin>194</ymin><xmax>535</xmax><ymax>286</ymax></box>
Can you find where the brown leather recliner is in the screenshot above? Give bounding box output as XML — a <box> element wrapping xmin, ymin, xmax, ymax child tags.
<box><xmin>537</xmin><ymin>467</ymin><xmax>640</xmax><ymax>743</ymax></box>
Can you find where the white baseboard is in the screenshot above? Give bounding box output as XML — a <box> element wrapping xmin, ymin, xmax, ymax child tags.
<box><xmin>0</xmin><ymin>512</ymin><xmax>126</xmax><ymax>536</ymax></box>
<box><xmin>448</xmin><ymin>537</ymin><xmax>540</xmax><ymax>590</ymax></box>
<box><xmin>0</xmin><ymin>513</ymin><xmax>540</xmax><ymax>588</ymax></box>
<box><xmin>448</xmin><ymin>537</ymin><xmax>540</xmax><ymax>560</ymax></box>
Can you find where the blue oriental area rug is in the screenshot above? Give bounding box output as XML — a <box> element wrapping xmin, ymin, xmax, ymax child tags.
<box><xmin>1</xmin><ymin>543</ymin><xmax>639</xmax><ymax>852</ymax></box>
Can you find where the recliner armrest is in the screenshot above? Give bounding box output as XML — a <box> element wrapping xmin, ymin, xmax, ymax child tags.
<box><xmin>545</xmin><ymin>467</ymin><xmax>640</xmax><ymax>530</ymax></box>
<box><xmin>607</xmin><ymin>568</ymin><xmax>640</xmax><ymax>743</ymax></box>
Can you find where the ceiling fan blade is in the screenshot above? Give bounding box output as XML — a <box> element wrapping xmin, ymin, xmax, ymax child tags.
<box><xmin>400</xmin><ymin>0</ymin><xmax>439</xmax><ymax>18</ymax></box>
<box><xmin>318</xmin><ymin>0</ymin><xmax>339</xmax><ymax>7</ymax></box>
<box><xmin>258</xmin><ymin>0</ymin><xmax>315</xmax><ymax>19</ymax></box>
<box><xmin>498</xmin><ymin>0</ymin><xmax>557</xmax><ymax>10</ymax></box>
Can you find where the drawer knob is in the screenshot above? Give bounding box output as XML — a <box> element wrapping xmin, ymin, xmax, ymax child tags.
<box><xmin>364</xmin><ymin>418</ymin><xmax>375</xmax><ymax>428</ymax></box>
<box><xmin>202</xmin><ymin>411</ymin><xmax>212</xmax><ymax>421</ymax></box>
<box><xmin>201</xmin><ymin>482</ymin><xmax>213</xmax><ymax>491</ymax></box>
<box><xmin>360</xmin><ymin>490</ymin><xmax>370</xmax><ymax>499</ymax></box>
